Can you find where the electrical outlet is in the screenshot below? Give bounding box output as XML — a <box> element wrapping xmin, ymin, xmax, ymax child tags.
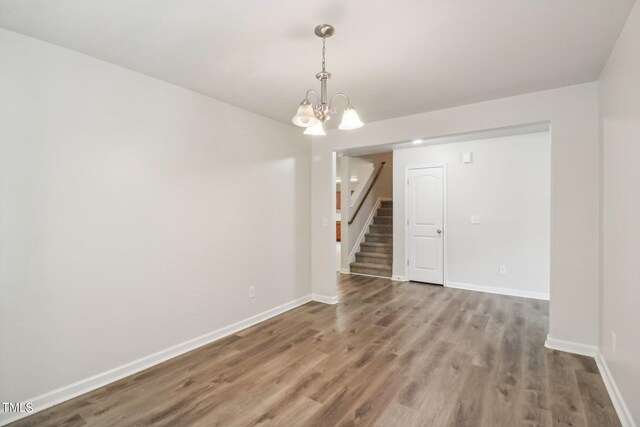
<box><xmin>471</xmin><ymin>216</ymin><xmax>480</xmax><ymax>224</ymax></box>
<box><xmin>612</xmin><ymin>332</ymin><xmax>617</xmax><ymax>353</ymax></box>
<box><xmin>249</xmin><ymin>286</ymin><xmax>256</xmax><ymax>298</ymax></box>
<box><xmin>499</xmin><ymin>266</ymin><xmax>507</xmax><ymax>275</ymax></box>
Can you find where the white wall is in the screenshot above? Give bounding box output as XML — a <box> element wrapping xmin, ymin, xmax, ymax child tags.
<box><xmin>358</xmin><ymin>152</ymin><xmax>393</xmax><ymax>201</ymax></box>
<box><xmin>336</xmin><ymin>156</ymin><xmax>374</xmax><ymax>202</ymax></box>
<box><xmin>599</xmin><ymin>1</ymin><xmax>640</xmax><ymax>423</ymax></box>
<box><xmin>393</xmin><ymin>132</ymin><xmax>550</xmax><ymax>298</ymax></box>
<box><xmin>0</xmin><ymin>28</ymin><xmax>310</xmax><ymax>410</ymax></box>
<box><xmin>313</xmin><ymin>82</ymin><xmax>600</xmax><ymax>348</ymax></box>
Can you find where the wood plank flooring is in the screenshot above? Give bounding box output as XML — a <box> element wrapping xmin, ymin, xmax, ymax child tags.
<box><xmin>10</xmin><ymin>274</ymin><xmax>620</xmax><ymax>426</ymax></box>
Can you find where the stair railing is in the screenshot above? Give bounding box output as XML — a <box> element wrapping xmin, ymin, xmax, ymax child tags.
<box><xmin>348</xmin><ymin>162</ymin><xmax>387</xmax><ymax>225</ymax></box>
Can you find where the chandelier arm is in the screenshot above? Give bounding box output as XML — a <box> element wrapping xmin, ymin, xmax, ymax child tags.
<box><xmin>328</xmin><ymin>93</ymin><xmax>352</xmax><ymax>113</ymax></box>
<box><xmin>305</xmin><ymin>89</ymin><xmax>321</xmax><ymax>106</ymax></box>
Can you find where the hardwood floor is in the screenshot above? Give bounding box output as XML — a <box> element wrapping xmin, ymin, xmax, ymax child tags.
<box><xmin>10</xmin><ymin>274</ymin><xmax>620</xmax><ymax>426</ymax></box>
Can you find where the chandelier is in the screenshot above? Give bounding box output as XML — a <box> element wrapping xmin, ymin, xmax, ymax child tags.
<box><xmin>292</xmin><ymin>24</ymin><xmax>364</xmax><ymax>136</ymax></box>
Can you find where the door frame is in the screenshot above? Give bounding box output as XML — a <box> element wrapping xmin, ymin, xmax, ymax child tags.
<box><xmin>403</xmin><ymin>164</ymin><xmax>448</xmax><ymax>285</ymax></box>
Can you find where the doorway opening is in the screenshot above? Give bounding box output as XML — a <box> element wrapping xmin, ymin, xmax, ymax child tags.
<box><xmin>335</xmin><ymin>152</ymin><xmax>393</xmax><ymax>277</ymax></box>
<box><xmin>333</xmin><ymin>124</ymin><xmax>551</xmax><ymax>302</ymax></box>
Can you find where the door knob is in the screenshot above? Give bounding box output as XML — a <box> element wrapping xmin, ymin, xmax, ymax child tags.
<box><xmin>437</xmin><ymin>229</ymin><xmax>442</xmax><ymax>234</ymax></box>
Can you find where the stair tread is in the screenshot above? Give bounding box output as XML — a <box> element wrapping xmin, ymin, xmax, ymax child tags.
<box><xmin>356</xmin><ymin>252</ymin><xmax>392</xmax><ymax>258</ymax></box>
<box><xmin>355</xmin><ymin>258</ymin><xmax>392</xmax><ymax>266</ymax></box>
<box><xmin>356</xmin><ymin>258</ymin><xmax>392</xmax><ymax>264</ymax></box>
<box><xmin>366</xmin><ymin>233</ymin><xmax>393</xmax><ymax>237</ymax></box>
<box><xmin>350</xmin><ymin>262</ymin><xmax>392</xmax><ymax>271</ymax></box>
<box><xmin>361</xmin><ymin>242</ymin><xmax>392</xmax><ymax>247</ymax></box>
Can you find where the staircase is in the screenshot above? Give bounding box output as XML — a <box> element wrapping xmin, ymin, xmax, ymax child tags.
<box><xmin>350</xmin><ymin>200</ymin><xmax>393</xmax><ymax>277</ymax></box>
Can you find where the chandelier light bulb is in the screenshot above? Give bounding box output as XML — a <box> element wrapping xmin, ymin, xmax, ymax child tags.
<box><xmin>339</xmin><ymin>106</ymin><xmax>364</xmax><ymax>130</ymax></box>
<box><xmin>304</xmin><ymin>121</ymin><xmax>326</xmax><ymax>136</ymax></box>
<box><xmin>292</xmin><ymin>99</ymin><xmax>319</xmax><ymax>127</ymax></box>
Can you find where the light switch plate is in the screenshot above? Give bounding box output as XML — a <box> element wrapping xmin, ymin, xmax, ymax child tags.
<box><xmin>462</xmin><ymin>152</ymin><xmax>473</xmax><ymax>163</ymax></box>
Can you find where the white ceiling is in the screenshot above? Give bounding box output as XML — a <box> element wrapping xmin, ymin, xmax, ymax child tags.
<box><xmin>0</xmin><ymin>0</ymin><xmax>634</xmax><ymax>125</ymax></box>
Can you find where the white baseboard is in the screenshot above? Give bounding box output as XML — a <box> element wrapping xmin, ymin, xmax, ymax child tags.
<box><xmin>0</xmin><ymin>294</ymin><xmax>314</xmax><ymax>426</ymax></box>
<box><xmin>445</xmin><ymin>281</ymin><xmax>549</xmax><ymax>301</ymax></box>
<box><xmin>544</xmin><ymin>335</ymin><xmax>598</xmax><ymax>357</ymax></box>
<box><xmin>339</xmin><ymin>268</ymin><xmax>350</xmax><ymax>274</ymax></box>
<box><xmin>392</xmin><ymin>275</ymin><xmax>408</xmax><ymax>282</ymax></box>
<box><xmin>595</xmin><ymin>351</ymin><xmax>637</xmax><ymax>427</ymax></box>
<box><xmin>312</xmin><ymin>294</ymin><xmax>339</xmax><ymax>305</ymax></box>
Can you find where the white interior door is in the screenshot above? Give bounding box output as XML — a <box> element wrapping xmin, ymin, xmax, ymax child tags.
<box><xmin>407</xmin><ymin>167</ymin><xmax>444</xmax><ymax>284</ymax></box>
